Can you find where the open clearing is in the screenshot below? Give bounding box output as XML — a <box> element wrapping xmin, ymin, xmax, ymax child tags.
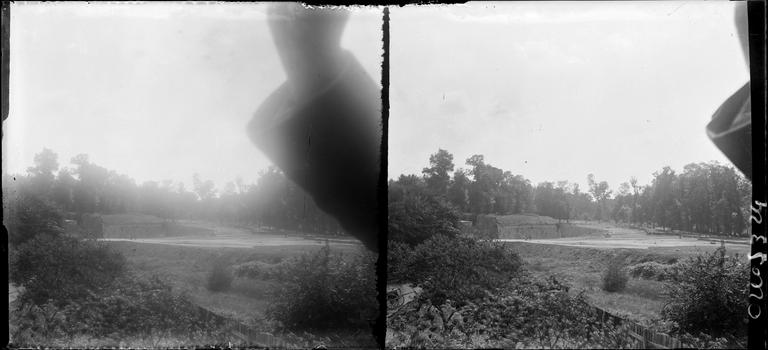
<box><xmin>105</xmin><ymin>238</ymin><xmax>366</xmax><ymax>326</ymax></box>
<box><xmin>100</xmin><ymin>221</ymin><xmax>361</xmax><ymax>249</ymax></box>
<box><xmin>498</xmin><ymin>221</ymin><xmax>750</xmax><ymax>251</ymax></box>
<box><xmin>505</xmin><ymin>222</ymin><xmax>750</xmax><ymax>324</ymax></box>
<box><xmin>97</xmin><ymin>221</ymin><xmax>369</xmax><ymax>330</ymax></box>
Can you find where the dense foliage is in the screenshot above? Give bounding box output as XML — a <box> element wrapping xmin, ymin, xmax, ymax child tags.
<box><xmin>6</xmin><ymin>191</ymin><xmax>65</xmax><ymax>246</ymax></box>
<box><xmin>396</xmin><ymin>149</ymin><xmax>751</xmax><ymax>236</ymax></box>
<box><xmin>388</xmin><ymin>185</ymin><xmax>461</xmax><ymax>246</ymax></box>
<box><xmin>612</xmin><ymin>164</ymin><xmax>750</xmax><ymax>235</ymax></box>
<box><xmin>390</xmin><ymin>234</ymin><xmax>522</xmax><ymax>306</ymax></box>
<box><xmin>9</xmin><ymin>274</ymin><xmax>230</xmax><ymax>346</ymax></box>
<box><xmin>4</xmin><ymin>148</ymin><xmax>344</xmax><ymax>236</ymax></box>
<box><xmin>387</xmin><ymin>240</ymin><xmax>416</xmax><ymax>283</ymax></box>
<box><xmin>388</xmin><ymin>276</ymin><xmax>636</xmax><ymax>349</ymax></box>
<box><xmin>266</xmin><ymin>245</ymin><xmax>378</xmax><ymax>331</ymax></box>
<box><xmin>10</xmin><ymin>234</ymin><xmax>127</xmax><ymax>306</ymax></box>
<box><xmin>6</xmin><ymin>171</ymin><xmax>231</xmax><ymax>346</ymax></box>
<box><xmin>626</xmin><ymin>261</ymin><xmax>679</xmax><ymax>281</ymax></box>
<box><xmin>661</xmin><ymin>247</ymin><xmax>748</xmax><ymax>339</ymax></box>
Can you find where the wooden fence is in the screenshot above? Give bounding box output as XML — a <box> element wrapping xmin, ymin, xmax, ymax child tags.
<box><xmin>193</xmin><ymin>304</ymin><xmax>281</xmax><ymax>347</ymax></box>
<box><xmin>586</xmin><ymin>302</ymin><xmax>683</xmax><ymax>349</ymax></box>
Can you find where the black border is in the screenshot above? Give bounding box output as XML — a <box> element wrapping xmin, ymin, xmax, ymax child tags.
<box><xmin>375</xmin><ymin>6</ymin><xmax>390</xmax><ymax>350</ymax></box>
<box><xmin>2</xmin><ymin>1</ymin><xmax>11</xmax><ymax>348</ymax></box>
<box><xmin>2</xmin><ymin>1</ymin><xmax>767</xmax><ymax>349</ymax></box>
<box><xmin>747</xmin><ymin>0</ymin><xmax>767</xmax><ymax>348</ymax></box>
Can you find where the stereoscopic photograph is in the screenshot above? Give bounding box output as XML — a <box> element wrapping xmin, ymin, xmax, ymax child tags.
<box><xmin>386</xmin><ymin>2</ymin><xmax>753</xmax><ymax>349</ymax></box>
<box><xmin>2</xmin><ymin>1</ymin><xmax>763</xmax><ymax>350</ymax></box>
<box><xmin>4</xmin><ymin>2</ymin><xmax>382</xmax><ymax>348</ymax></box>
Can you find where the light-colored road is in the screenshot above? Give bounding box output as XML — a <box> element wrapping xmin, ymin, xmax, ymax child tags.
<box><xmin>9</xmin><ymin>283</ymin><xmax>20</xmax><ymax>304</ymax></box>
<box><xmin>497</xmin><ymin>222</ymin><xmax>749</xmax><ymax>250</ymax></box>
<box><xmin>100</xmin><ymin>223</ymin><xmax>360</xmax><ymax>249</ymax></box>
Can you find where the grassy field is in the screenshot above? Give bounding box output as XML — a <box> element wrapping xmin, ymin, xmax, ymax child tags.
<box><xmin>108</xmin><ymin>240</ymin><xmax>368</xmax><ymax>328</ymax></box>
<box><xmin>508</xmin><ymin>240</ymin><xmax>749</xmax><ymax>326</ymax></box>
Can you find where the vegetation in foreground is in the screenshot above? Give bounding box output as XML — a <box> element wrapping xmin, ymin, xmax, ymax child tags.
<box><xmin>6</xmin><ymin>149</ymin><xmax>378</xmax><ymax>348</ymax></box>
<box><xmin>388</xmin><ymin>224</ymin><xmax>747</xmax><ymax>348</ymax></box>
<box><xmin>8</xmin><ymin>208</ymin><xmax>378</xmax><ymax>347</ymax></box>
<box><xmin>662</xmin><ymin>247</ymin><xmax>749</xmax><ymax>344</ymax></box>
<box><xmin>387</xmin><ymin>150</ymin><xmax>750</xmax><ymax>348</ymax></box>
<box><xmin>387</xmin><ymin>182</ymin><xmax>634</xmax><ymax>348</ymax></box>
<box><xmin>387</xmin><ymin>234</ymin><xmax>636</xmax><ymax>348</ymax></box>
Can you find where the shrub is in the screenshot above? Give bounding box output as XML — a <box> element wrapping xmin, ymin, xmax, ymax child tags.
<box><xmin>626</xmin><ymin>261</ymin><xmax>678</xmax><ymax>281</ymax></box>
<box><xmin>7</xmin><ymin>191</ymin><xmax>64</xmax><ymax>246</ymax></box>
<box><xmin>206</xmin><ymin>260</ymin><xmax>233</xmax><ymax>292</ymax></box>
<box><xmin>387</xmin><ymin>276</ymin><xmax>636</xmax><ymax>349</ymax></box>
<box><xmin>388</xmin><ymin>190</ymin><xmax>461</xmax><ymax>246</ymax></box>
<box><xmin>602</xmin><ymin>260</ymin><xmax>628</xmax><ymax>292</ymax></box>
<box><xmin>387</xmin><ymin>240</ymin><xmax>415</xmax><ymax>284</ymax></box>
<box><xmin>267</xmin><ymin>244</ymin><xmax>377</xmax><ymax>331</ymax></box>
<box><xmin>661</xmin><ymin>247</ymin><xmax>748</xmax><ymax>340</ymax></box>
<box><xmin>10</xmin><ymin>234</ymin><xmax>126</xmax><ymax>306</ymax></box>
<box><xmin>401</xmin><ymin>235</ymin><xmax>522</xmax><ymax>306</ymax></box>
<box><xmin>9</xmin><ymin>273</ymin><xmax>230</xmax><ymax>346</ymax></box>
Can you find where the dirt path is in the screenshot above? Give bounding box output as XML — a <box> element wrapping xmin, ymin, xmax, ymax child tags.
<box><xmin>9</xmin><ymin>283</ymin><xmax>20</xmax><ymax>304</ymax></box>
<box><xmin>497</xmin><ymin>222</ymin><xmax>749</xmax><ymax>251</ymax></box>
<box><xmin>100</xmin><ymin>223</ymin><xmax>360</xmax><ymax>249</ymax></box>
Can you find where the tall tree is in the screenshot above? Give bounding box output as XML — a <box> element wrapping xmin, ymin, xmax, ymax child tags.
<box><xmin>446</xmin><ymin>168</ymin><xmax>470</xmax><ymax>212</ymax></box>
<box><xmin>422</xmin><ymin>149</ymin><xmax>455</xmax><ymax>196</ymax></box>
<box><xmin>192</xmin><ymin>173</ymin><xmax>217</xmax><ymax>202</ymax></box>
<box><xmin>587</xmin><ymin>174</ymin><xmax>612</xmax><ymax>221</ymax></box>
<box><xmin>27</xmin><ymin>148</ymin><xmax>59</xmax><ymax>195</ymax></box>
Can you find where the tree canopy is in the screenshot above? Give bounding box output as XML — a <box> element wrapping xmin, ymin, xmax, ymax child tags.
<box><xmin>4</xmin><ymin>148</ymin><xmax>345</xmax><ymax>237</ymax></box>
<box><xmin>390</xmin><ymin>148</ymin><xmax>751</xmax><ymax>237</ymax></box>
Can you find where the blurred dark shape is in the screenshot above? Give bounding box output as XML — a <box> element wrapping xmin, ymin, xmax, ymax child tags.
<box><xmin>248</xmin><ymin>4</ymin><xmax>381</xmax><ymax>251</ymax></box>
<box><xmin>707</xmin><ymin>82</ymin><xmax>751</xmax><ymax>181</ymax></box>
<box><xmin>707</xmin><ymin>2</ymin><xmax>751</xmax><ymax>181</ymax></box>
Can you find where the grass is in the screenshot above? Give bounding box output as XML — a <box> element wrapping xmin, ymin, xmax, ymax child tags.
<box><xmin>107</xmin><ymin>240</ymin><xmax>368</xmax><ymax>328</ymax></box>
<box><xmin>105</xmin><ymin>239</ymin><xmax>378</xmax><ymax>348</ymax></box>
<box><xmin>508</xmin><ymin>241</ymin><xmax>725</xmax><ymax>325</ymax></box>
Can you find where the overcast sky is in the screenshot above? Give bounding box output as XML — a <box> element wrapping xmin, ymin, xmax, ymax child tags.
<box><xmin>3</xmin><ymin>2</ymin><xmax>382</xmax><ymax>190</ymax></box>
<box><xmin>3</xmin><ymin>2</ymin><xmax>751</xmax><ymax>193</ymax></box>
<box><xmin>389</xmin><ymin>1</ymin><xmax>749</xmax><ymax>190</ymax></box>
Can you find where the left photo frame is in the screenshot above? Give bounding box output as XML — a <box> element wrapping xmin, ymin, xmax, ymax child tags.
<box><xmin>2</xmin><ymin>2</ymin><xmax>386</xmax><ymax>349</ymax></box>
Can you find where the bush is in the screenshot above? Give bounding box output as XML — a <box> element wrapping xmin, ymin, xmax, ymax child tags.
<box><xmin>387</xmin><ymin>276</ymin><xmax>636</xmax><ymax>349</ymax></box>
<box><xmin>661</xmin><ymin>247</ymin><xmax>748</xmax><ymax>340</ymax></box>
<box><xmin>387</xmin><ymin>240</ymin><xmax>415</xmax><ymax>284</ymax></box>
<box><xmin>602</xmin><ymin>260</ymin><xmax>628</xmax><ymax>292</ymax></box>
<box><xmin>7</xmin><ymin>191</ymin><xmax>64</xmax><ymax>246</ymax></box>
<box><xmin>388</xmin><ymin>190</ymin><xmax>461</xmax><ymax>246</ymax></box>
<box><xmin>206</xmin><ymin>260</ymin><xmax>233</xmax><ymax>292</ymax></box>
<box><xmin>397</xmin><ymin>235</ymin><xmax>522</xmax><ymax>306</ymax></box>
<box><xmin>626</xmin><ymin>261</ymin><xmax>678</xmax><ymax>281</ymax></box>
<box><xmin>10</xmin><ymin>234</ymin><xmax>126</xmax><ymax>306</ymax></box>
<box><xmin>10</xmin><ymin>273</ymin><xmax>230</xmax><ymax>346</ymax></box>
<box><xmin>267</xmin><ymin>244</ymin><xmax>377</xmax><ymax>331</ymax></box>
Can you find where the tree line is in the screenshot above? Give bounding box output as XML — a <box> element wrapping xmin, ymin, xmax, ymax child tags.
<box><xmin>4</xmin><ymin>148</ymin><xmax>343</xmax><ymax>235</ymax></box>
<box><xmin>390</xmin><ymin>149</ymin><xmax>752</xmax><ymax>236</ymax></box>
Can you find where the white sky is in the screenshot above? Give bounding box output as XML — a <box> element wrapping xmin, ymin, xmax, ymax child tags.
<box><xmin>3</xmin><ymin>2</ymin><xmax>751</xmax><ymax>193</ymax></box>
<box><xmin>389</xmin><ymin>1</ymin><xmax>750</xmax><ymax>190</ymax></box>
<box><xmin>3</xmin><ymin>2</ymin><xmax>383</xmax><ymax>190</ymax></box>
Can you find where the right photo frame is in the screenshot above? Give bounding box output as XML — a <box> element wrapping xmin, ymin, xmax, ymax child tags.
<box><xmin>385</xmin><ymin>1</ymin><xmax>766</xmax><ymax>349</ymax></box>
